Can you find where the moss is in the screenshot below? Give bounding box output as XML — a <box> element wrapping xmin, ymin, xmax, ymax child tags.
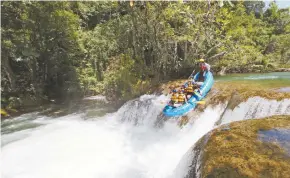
<box><xmin>208</xmin><ymin>81</ymin><xmax>290</xmax><ymax>106</ymax></box>
<box><xmin>206</xmin><ymin>165</ymin><xmax>249</xmax><ymax>178</ymax></box>
<box><xmin>201</xmin><ymin>115</ymin><xmax>290</xmax><ymax>178</ymax></box>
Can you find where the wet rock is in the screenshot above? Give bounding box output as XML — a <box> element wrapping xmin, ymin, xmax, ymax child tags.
<box><xmin>183</xmin><ymin>115</ymin><xmax>290</xmax><ymax>178</ymax></box>
<box><xmin>83</xmin><ymin>95</ymin><xmax>108</xmax><ymax>103</ymax></box>
<box><xmin>217</xmin><ymin>66</ymin><xmax>227</xmax><ymax>76</ymax></box>
<box><xmin>275</xmin><ymin>68</ymin><xmax>290</xmax><ymax>72</ymax></box>
<box><xmin>259</xmin><ymin>128</ymin><xmax>290</xmax><ymax>156</ymax></box>
<box><xmin>183</xmin><ymin>134</ymin><xmax>211</xmax><ymax>178</ymax></box>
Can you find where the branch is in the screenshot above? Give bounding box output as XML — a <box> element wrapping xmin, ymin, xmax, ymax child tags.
<box><xmin>206</xmin><ymin>43</ymin><xmax>222</xmax><ymax>55</ymax></box>
<box><xmin>208</xmin><ymin>51</ymin><xmax>227</xmax><ymax>60</ymax></box>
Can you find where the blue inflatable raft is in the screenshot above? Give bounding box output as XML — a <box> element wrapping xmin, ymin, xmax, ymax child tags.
<box><xmin>162</xmin><ymin>71</ymin><xmax>214</xmax><ymax>117</ymax></box>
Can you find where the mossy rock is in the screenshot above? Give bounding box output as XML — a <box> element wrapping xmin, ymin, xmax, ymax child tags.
<box><xmin>209</xmin><ymin>81</ymin><xmax>290</xmax><ymax>107</ymax></box>
<box><xmin>251</xmin><ymin>65</ymin><xmax>264</xmax><ymax>71</ymax></box>
<box><xmin>185</xmin><ymin>115</ymin><xmax>290</xmax><ymax>178</ymax></box>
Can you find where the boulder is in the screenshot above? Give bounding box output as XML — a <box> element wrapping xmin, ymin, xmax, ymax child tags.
<box><xmin>183</xmin><ymin>115</ymin><xmax>290</xmax><ymax>178</ymax></box>
<box><xmin>217</xmin><ymin>66</ymin><xmax>227</xmax><ymax>76</ymax></box>
<box><xmin>275</xmin><ymin>68</ymin><xmax>290</xmax><ymax>72</ymax></box>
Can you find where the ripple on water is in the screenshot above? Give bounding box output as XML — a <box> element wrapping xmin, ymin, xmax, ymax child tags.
<box><xmin>243</xmin><ymin>76</ymin><xmax>279</xmax><ymax>80</ymax></box>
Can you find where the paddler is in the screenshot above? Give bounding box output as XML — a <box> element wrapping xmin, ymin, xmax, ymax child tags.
<box><xmin>199</xmin><ymin>58</ymin><xmax>210</xmax><ymax>76</ymax></box>
<box><xmin>168</xmin><ymin>85</ymin><xmax>176</xmax><ymax>94</ymax></box>
<box><xmin>196</xmin><ymin>59</ymin><xmax>210</xmax><ymax>83</ymax></box>
<box><xmin>184</xmin><ymin>80</ymin><xmax>194</xmax><ymax>99</ymax></box>
<box><xmin>170</xmin><ymin>89</ymin><xmax>179</xmax><ymax>107</ymax></box>
<box><xmin>178</xmin><ymin>89</ymin><xmax>187</xmax><ymax>105</ymax></box>
<box><xmin>180</xmin><ymin>84</ymin><xmax>186</xmax><ymax>90</ymax></box>
<box><xmin>189</xmin><ymin>59</ymin><xmax>210</xmax><ymax>88</ymax></box>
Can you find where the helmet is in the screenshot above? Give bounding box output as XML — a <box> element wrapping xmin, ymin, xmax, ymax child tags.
<box><xmin>173</xmin><ymin>89</ymin><xmax>177</xmax><ymax>93</ymax></box>
<box><xmin>188</xmin><ymin>80</ymin><xmax>192</xmax><ymax>83</ymax></box>
<box><xmin>179</xmin><ymin>89</ymin><xmax>184</xmax><ymax>93</ymax></box>
<box><xmin>199</xmin><ymin>59</ymin><xmax>205</xmax><ymax>62</ymax></box>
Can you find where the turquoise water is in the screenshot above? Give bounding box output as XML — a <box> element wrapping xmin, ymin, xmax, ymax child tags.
<box><xmin>215</xmin><ymin>72</ymin><xmax>290</xmax><ymax>81</ymax></box>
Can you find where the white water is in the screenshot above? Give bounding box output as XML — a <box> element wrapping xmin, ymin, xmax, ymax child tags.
<box><xmin>220</xmin><ymin>97</ymin><xmax>290</xmax><ymax>125</ymax></box>
<box><xmin>1</xmin><ymin>95</ymin><xmax>225</xmax><ymax>178</ymax></box>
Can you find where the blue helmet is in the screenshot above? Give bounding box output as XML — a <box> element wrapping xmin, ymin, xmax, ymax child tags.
<box><xmin>173</xmin><ymin>89</ymin><xmax>177</xmax><ymax>93</ymax></box>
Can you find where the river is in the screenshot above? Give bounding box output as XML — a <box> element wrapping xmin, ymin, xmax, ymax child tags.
<box><xmin>1</xmin><ymin>72</ymin><xmax>290</xmax><ymax>178</ymax></box>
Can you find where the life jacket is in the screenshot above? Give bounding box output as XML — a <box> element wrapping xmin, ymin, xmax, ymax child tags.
<box><xmin>178</xmin><ymin>93</ymin><xmax>185</xmax><ymax>102</ymax></box>
<box><xmin>171</xmin><ymin>93</ymin><xmax>179</xmax><ymax>103</ymax></box>
<box><xmin>185</xmin><ymin>84</ymin><xmax>194</xmax><ymax>93</ymax></box>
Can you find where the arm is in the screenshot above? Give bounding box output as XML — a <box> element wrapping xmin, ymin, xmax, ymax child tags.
<box><xmin>193</xmin><ymin>72</ymin><xmax>199</xmax><ymax>81</ymax></box>
<box><xmin>198</xmin><ymin>88</ymin><xmax>203</xmax><ymax>95</ymax></box>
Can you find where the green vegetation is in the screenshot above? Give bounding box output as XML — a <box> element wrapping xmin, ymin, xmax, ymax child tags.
<box><xmin>1</xmin><ymin>1</ymin><xmax>290</xmax><ymax>110</ymax></box>
<box><xmin>201</xmin><ymin>115</ymin><xmax>290</xmax><ymax>178</ymax></box>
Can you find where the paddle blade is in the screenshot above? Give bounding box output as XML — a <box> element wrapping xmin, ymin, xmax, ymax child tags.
<box><xmin>195</xmin><ymin>100</ymin><xmax>205</xmax><ymax>105</ymax></box>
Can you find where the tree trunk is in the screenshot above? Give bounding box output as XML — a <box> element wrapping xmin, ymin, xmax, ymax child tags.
<box><xmin>96</xmin><ymin>60</ymin><xmax>102</xmax><ymax>81</ymax></box>
<box><xmin>184</xmin><ymin>42</ymin><xmax>188</xmax><ymax>62</ymax></box>
<box><xmin>2</xmin><ymin>56</ymin><xmax>16</xmax><ymax>91</ymax></box>
<box><xmin>94</xmin><ymin>58</ymin><xmax>97</xmax><ymax>77</ymax></box>
<box><xmin>31</xmin><ymin>58</ymin><xmax>38</xmax><ymax>97</ymax></box>
<box><xmin>174</xmin><ymin>41</ymin><xmax>178</xmax><ymax>64</ymax></box>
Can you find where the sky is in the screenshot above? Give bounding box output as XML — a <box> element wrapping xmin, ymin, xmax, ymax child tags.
<box><xmin>264</xmin><ymin>0</ymin><xmax>290</xmax><ymax>8</ymax></box>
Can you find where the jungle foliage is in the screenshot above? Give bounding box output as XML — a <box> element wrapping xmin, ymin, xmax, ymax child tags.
<box><xmin>1</xmin><ymin>1</ymin><xmax>290</xmax><ymax>108</ymax></box>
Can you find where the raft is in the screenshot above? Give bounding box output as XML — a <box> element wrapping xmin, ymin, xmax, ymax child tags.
<box><xmin>162</xmin><ymin>71</ymin><xmax>214</xmax><ymax>117</ymax></box>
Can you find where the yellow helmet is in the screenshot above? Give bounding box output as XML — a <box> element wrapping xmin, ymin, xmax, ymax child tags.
<box><xmin>199</xmin><ymin>59</ymin><xmax>205</xmax><ymax>62</ymax></box>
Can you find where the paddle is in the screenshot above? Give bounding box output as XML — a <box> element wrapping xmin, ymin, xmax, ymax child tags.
<box><xmin>191</xmin><ymin>100</ymin><xmax>205</xmax><ymax>105</ymax></box>
<box><xmin>188</xmin><ymin>62</ymin><xmax>198</xmax><ymax>80</ymax></box>
<box><xmin>188</xmin><ymin>69</ymin><xmax>195</xmax><ymax>79</ymax></box>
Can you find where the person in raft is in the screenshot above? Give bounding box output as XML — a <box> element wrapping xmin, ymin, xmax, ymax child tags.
<box><xmin>185</xmin><ymin>80</ymin><xmax>202</xmax><ymax>99</ymax></box>
<box><xmin>199</xmin><ymin>58</ymin><xmax>211</xmax><ymax>75</ymax></box>
<box><xmin>177</xmin><ymin>89</ymin><xmax>187</xmax><ymax>106</ymax></box>
<box><xmin>184</xmin><ymin>80</ymin><xmax>194</xmax><ymax>99</ymax></box>
<box><xmin>170</xmin><ymin>89</ymin><xmax>187</xmax><ymax>108</ymax></box>
<box><xmin>170</xmin><ymin>89</ymin><xmax>179</xmax><ymax>107</ymax></box>
<box><xmin>168</xmin><ymin>85</ymin><xmax>176</xmax><ymax>94</ymax></box>
<box><xmin>192</xmin><ymin>58</ymin><xmax>211</xmax><ymax>87</ymax></box>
